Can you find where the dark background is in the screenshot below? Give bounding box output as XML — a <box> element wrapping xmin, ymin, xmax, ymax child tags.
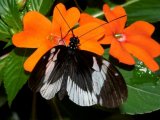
<box><xmin>0</xmin><ymin>84</ymin><xmax>160</xmax><ymax>120</ymax></box>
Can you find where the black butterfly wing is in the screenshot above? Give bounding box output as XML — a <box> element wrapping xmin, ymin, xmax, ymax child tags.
<box><xmin>29</xmin><ymin>46</ymin><xmax>127</xmax><ymax>108</ymax></box>
<box><xmin>65</xmin><ymin>50</ymin><xmax>96</xmax><ymax>106</ymax></box>
<box><xmin>28</xmin><ymin>46</ymin><xmax>65</xmax><ymax>98</ymax></box>
<box><xmin>40</xmin><ymin>46</ymin><xmax>94</xmax><ymax>101</ymax></box>
<box><xmin>65</xmin><ymin>50</ymin><xmax>127</xmax><ymax>107</ymax></box>
<box><xmin>97</xmin><ymin>59</ymin><xmax>127</xmax><ymax>107</ymax></box>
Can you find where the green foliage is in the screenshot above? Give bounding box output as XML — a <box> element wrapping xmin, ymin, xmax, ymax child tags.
<box><xmin>122</xmin><ymin>81</ymin><xmax>160</xmax><ymax>114</ymax></box>
<box><xmin>1</xmin><ymin>49</ymin><xmax>30</xmax><ymax>106</ymax></box>
<box><xmin>0</xmin><ymin>85</ymin><xmax>7</xmax><ymax>107</ymax></box>
<box><xmin>27</xmin><ymin>0</ymin><xmax>55</xmax><ymax>15</ymax></box>
<box><xmin>0</xmin><ymin>56</ymin><xmax>7</xmax><ymax>84</ymax></box>
<box><xmin>124</xmin><ymin>0</ymin><xmax>160</xmax><ymax>24</ymax></box>
<box><xmin>86</xmin><ymin>0</ymin><xmax>160</xmax><ymax>25</ymax></box>
<box><xmin>0</xmin><ymin>0</ymin><xmax>22</xmax><ymax>32</ymax></box>
<box><xmin>0</xmin><ymin>94</ymin><xmax>6</xmax><ymax>107</ymax></box>
<box><xmin>0</xmin><ymin>19</ymin><xmax>11</xmax><ymax>40</ymax></box>
<box><xmin>119</xmin><ymin>61</ymin><xmax>160</xmax><ymax>114</ymax></box>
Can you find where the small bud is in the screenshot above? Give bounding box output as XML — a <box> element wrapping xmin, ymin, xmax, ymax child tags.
<box><xmin>16</xmin><ymin>0</ymin><xmax>26</xmax><ymax>10</ymax></box>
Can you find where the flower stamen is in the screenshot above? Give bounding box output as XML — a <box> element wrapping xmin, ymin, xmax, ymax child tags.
<box><xmin>47</xmin><ymin>33</ymin><xmax>62</xmax><ymax>45</ymax></box>
<box><xmin>47</xmin><ymin>33</ymin><xmax>54</xmax><ymax>41</ymax></box>
<box><xmin>114</xmin><ymin>33</ymin><xmax>126</xmax><ymax>42</ymax></box>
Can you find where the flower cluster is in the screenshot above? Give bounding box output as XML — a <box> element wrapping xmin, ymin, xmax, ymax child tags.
<box><xmin>12</xmin><ymin>3</ymin><xmax>160</xmax><ymax>72</ymax></box>
<box><xmin>80</xmin><ymin>4</ymin><xmax>160</xmax><ymax>72</ymax></box>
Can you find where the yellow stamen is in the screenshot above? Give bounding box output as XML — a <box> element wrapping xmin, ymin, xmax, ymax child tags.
<box><xmin>114</xmin><ymin>33</ymin><xmax>126</xmax><ymax>42</ymax></box>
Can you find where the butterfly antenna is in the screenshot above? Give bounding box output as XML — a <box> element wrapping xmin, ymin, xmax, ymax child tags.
<box><xmin>109</xmin><ymin>15</ymin><xmax>126</xmax><ymax>23</ymax></box>
<box><xmin>56</xmin><ymin>5</ymin><xmax>71</xmax><ymax>30</ymax></box>
<box><xmin>78</xmin><ymin>15</ymin><xmax>127</xmax><ymax>39</ymax></box>
<box><xmin>59</xmin><ymin>27</ymin><xmax>66</xmax><ymax>46</ymax></box>
<box><xmin>73</xmin><ymin>0</ymin><xmax>83</xmax><ymax>12</ymax></box>
<box><xmin>55</xmin><ymin>5</ymin><xmax>75</xmax><ymax>36</ymax></box>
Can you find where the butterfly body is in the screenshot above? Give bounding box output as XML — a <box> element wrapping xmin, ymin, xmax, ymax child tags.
<box><xmin>67</xmin><ymin>36</ymin><xmax>80</xmax><ymax>55</ymax></box>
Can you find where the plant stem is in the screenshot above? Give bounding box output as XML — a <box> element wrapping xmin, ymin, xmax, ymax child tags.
<box><xmin>93</xmin><ymin>0</ymin><xmax>139</xmax><ymax>18</ymax></box>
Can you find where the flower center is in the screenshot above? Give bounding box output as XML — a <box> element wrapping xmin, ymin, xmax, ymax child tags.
<box><xmin>47</xmin><ymin>33</ymin><xmax>54</xmax><ymax>41</ymax></box>
<box><xmin>47</xmin><ymin>33</ymin><xmax>64</xmax><ymax>45</ymax></box>
<box><xmin>114</xmin><ymin>33</ymin><xmax>126</xmax><ymax>42</ymax></box>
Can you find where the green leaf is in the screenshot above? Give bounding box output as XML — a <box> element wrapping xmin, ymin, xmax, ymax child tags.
<box><xmin>85</xmin><ymin>7</ymin><xmax>104</xmax><ymax>19</ymax></box>
<box><xmin>3</xmin><ymin>39</ymin><xmax>13</xmax><ymax>48</ymax></box>
<box><xmin>0</xmin><ymin>95</ymin><xmax>7</xmax><ymax>107</ymax></box>
<box><xmin>103</xmin><ymin>48</ymin><xmax>160</xmax><ymax>114</ymax></box>
<box><xmin>0</xmin><ymin>19</ymin><xmax>11</xmax><ymax>40</ymax></box>
<box><xmin>121</xmin><ymin>81</ymin><xmax>160</xmax><ymax>114</ymax></box>
<box><xmin>27</xmin><ymin>0</ymin><xmax>55</xmax><ymax>15</ymax></box>
<box><xmin>155</xmin><ymin>57</ymin><xmax>160</xmax><ymax>77</ymax></box>
<box><xmin>124</xmin><ymin>0</ymin><xmax>160</xmax><ymax>24</ymax></box>
<box><xmin>0</xmin><ymin>54</ymin><xmax>8</xmax><ymax>84</ymax></box>
<box><xmin>89</xmin><ymin>0</ymin><xmax>160</xmax><ymax>24</ymax></box>
<box><xmin>120</xmin><ymin>61</ymin><xmax>160</xmax><ymax>114</ymax></box>
<box><xmin>85</xmin><ymin>7</ymin><xmax>101</xmax><ymax>15</ymax></box>
<box><xmin>2</xmin><ymin>48</ymin><xmax>31</xmax><ymax>105</ymax></box>
<box><xmin>0</xmin><ymin>0</ymin><xmax>22</xmax><ymax>32</ymax></box>
<box><xmin>0</xmin><ymin>85</ymin><xmax>7</xmax><ymax>107</ymax></box>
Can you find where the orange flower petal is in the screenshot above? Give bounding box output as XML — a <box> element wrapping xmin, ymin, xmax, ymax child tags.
<box><xmin>123</xmin><ymin>43</ymin><xmax>159</xmax><ymax>72</ymax></box>
<box><xmin>126</xmin><ymin>35</ymin><xmax>160</xmax><ymax>57</ymax></box>
<box><xmin>24</xmin><ymin>45</ymin><xmax>53</xmax><ymax>72</ymax></box>
<box><xmin>79</xmin><ymin>40</ymin><xmax>104</xmax><ymax>55</ymax></box>
<box><xmin>80</xmin><ymin>13</ymin><xmax>113</xmax><ymax>37</ymax></box>
<box><xmin>98</xmin><ymin>35</ymin><xmax>112</xmax><ymax>44</ymax></box>
<box><xmin>79</xmin><ymin>13</ymin><xmax>93</xmax><ymax>25</ymax></box>
<box><xmin>12</xmin><ymin>11</ymin><xmax>52</xmax><ymax>48</ymax></box>
<box><xmin>124</xmin><ymin>21</ymin><xmax>155</xmax><ymax>36</ymax></box>
<box><xmin>53</xmin><ymin>3</ymin><xmax>66</xmax><ymax>24</ymax></box>
<box><xmin>23</xmin><ymin>11</ymin><xmax>51</xmax><ymax>32</ymax></box>
<box><xmin>109</xmin><ymin>39</ymin><xmax>135</xmax><ymax>65</ymax></box>
<box><xmin>103</xmin><ymin>4</ymin><xmax>127</xmax><ymax>33</ymax></box>
<box><xmin>51</xmin><ymin>20</ymin><xmax>61</xmax><ymax>36</ymax></box>
<box><xmin>73</xmin><ymin>22</ymin><xmax>105</xmax><ymax>44</ymax></box>
<box><xmin>79</xmin><ymin>13</ymin><xmax>105</xmax><ymax>25</ymax></box>
<box><xmin>79</xmin><ymin>14</ymin><xmax>114</xmax><ymax>45</ymax></box>
<box><xmin>64</xmin><ymin>7</ymin><xmax>80</xmax><ymax>31</ymax></box>
<box><xmin>53</xmin><ymin>3</ymin><xmax>80</xmax><ymax>33</ymax></box>
<box><xmin>12</xmin><ymin>31</ymin><xmax>41</xmax><ymax>48</ymax></box>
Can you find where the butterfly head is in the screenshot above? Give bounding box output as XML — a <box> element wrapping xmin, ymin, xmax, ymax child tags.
<box><xmin>68</xmin><ymin>36</ymin><xmax>79</xmax><ymax>51</ymax></box>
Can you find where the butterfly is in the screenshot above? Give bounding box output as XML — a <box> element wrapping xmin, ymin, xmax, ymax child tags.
<box><xmin>29</xmin><ymin>4</ymin><xmax>127</xmax><ymax>108</ymax></box>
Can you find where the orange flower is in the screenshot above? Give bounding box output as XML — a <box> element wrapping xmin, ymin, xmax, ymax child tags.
<box><xmin>12</xmin><ymin>3</ymin><xmax>80</xmax><ymax>72</ymax></box>
<box><xmin>12</xmin><ymin>3</ymin><xmax>104</xmax><ymax>72</ymax></box>
<box><xmin>80</xmin><ymin>4</ymin><xmax>160</xmax><ymax>71</ymax></box>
